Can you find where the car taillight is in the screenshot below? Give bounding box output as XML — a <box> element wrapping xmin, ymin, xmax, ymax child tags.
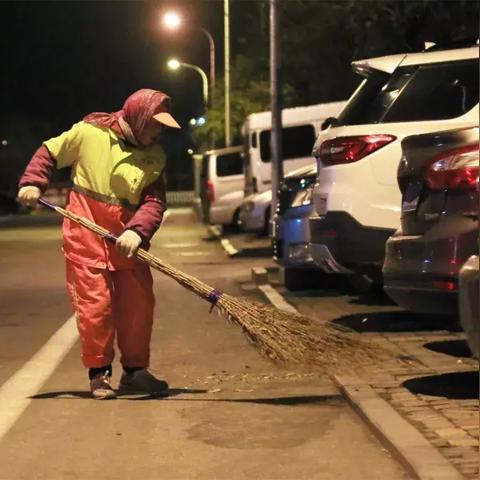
<box><xmin>432</xmin><ymin>280</ymin><xmax>457</xmax><ymax>292</ymax></box>
<box><xmin>424</xmin><ymin>144</ymin><xmax>479</xmax><ymax>191</ymax></box>
<box><xmin>318</xmin><ymin>135</ymin><xmax>396</xmax><ymax>166</ymax></box>
<box><xmin>207</xmin><ymin>179</ymin><xmax>215</xmax><ymax>202</ymax></box>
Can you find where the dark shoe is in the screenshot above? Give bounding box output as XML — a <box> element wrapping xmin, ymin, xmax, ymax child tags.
<box><xmin>90</xmin><ymin>373</ymin><xmax>116</xmax><ymax>400</ymax></box>
<box><xmin>118</xmin><ymin>369</ymin><xmax>169</xmax><ymax>395</ymax></box>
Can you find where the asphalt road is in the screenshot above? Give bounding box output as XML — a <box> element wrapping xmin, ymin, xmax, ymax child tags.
<box><xmin>0</xmin><ymin>208</ymin><xmax>409</xmax><ymax>480</ymax></box>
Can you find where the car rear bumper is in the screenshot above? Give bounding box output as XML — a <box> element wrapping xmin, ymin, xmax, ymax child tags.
<box><xmin>309</xmin><ymin>212</ymin><xmax>394</xmax><ymax>277</ymax></box>
<box><xmin>209</xmin><ymin>204</ymin><xmax>236</xmax><ymax>225</ymax></box>
<box><xmin>383</xmin><ymin>226</ymin><xmax>478</xmax><ymax>314</ymax></box>
<box><xmin>384</xmin><ymin>283</ymin><xmax>458</xmax><ymax>315</ymax></box>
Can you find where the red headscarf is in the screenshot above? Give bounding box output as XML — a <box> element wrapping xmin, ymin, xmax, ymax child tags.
<box><xmin>83</xmin><ymin>89</ymin><xmax>172</xmax><ymax>145</ymax></box>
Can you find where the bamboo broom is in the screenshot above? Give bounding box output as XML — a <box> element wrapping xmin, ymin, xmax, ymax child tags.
<box><xmin>39</xmin><ymin>198</ymin><xmax>391</xmax><ymax>371</ymax></box>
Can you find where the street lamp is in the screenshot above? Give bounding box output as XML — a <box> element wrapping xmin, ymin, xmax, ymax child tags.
<box><xmin>163</xmin><ymin>11</ymin><xmax>182</xmax><ymax>30</ymax></box>
<box><xmin>167</xmin><ymin>58</ymin><xmax>209</xmax><ymax>108</ymax></box>
<box><xmin>161</xmin><ymin>11</ymin><xmax>215</xmax><ymax>108</ymax></box>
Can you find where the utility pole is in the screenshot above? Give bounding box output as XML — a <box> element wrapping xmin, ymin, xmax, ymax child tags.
<box><xmin>270</xmin><ymin>0</ymin><xmax>283</xmax><ymax>229</ymax></box>
<box><xmin>224</xmin><ymin>0</ymin><xmax>231</xmax><ymax>147</ymax></box>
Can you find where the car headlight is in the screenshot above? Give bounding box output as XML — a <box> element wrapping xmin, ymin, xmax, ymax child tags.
<box><xmin>242</xmin><ymin>201</ymin><xmax>255</xmax><ymax>213</ymax></box>
<box><xmin>291</xmin><ymin>187</ymin><xmax>313</xmax><ymax>208</ymax></box>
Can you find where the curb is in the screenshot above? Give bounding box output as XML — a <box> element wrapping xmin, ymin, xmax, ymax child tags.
<box><xmin>251</xmin><ymin>267</ymin><xmax>465</xmax><ymax>480</ymax></box>
<box><xmin>335</xmin><ymin>376</ymin><xmax>464</xmax><ymax>480</ymax></box>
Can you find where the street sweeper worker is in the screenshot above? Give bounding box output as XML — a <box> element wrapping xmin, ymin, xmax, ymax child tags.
<box><xmin>17</xmin><ymin>88</ymin><xmax>181</xmax><ymax>399</ymax></box>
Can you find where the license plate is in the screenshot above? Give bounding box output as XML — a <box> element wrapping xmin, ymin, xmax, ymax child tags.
<box><xmin>315</xmin><ymin>194</ymin><xmax>328</xmax><ymax>216</ymax></box>
<box><xmin>402</xmin><ymin>181</ymin><xmax>422</xmax><ymax>213</ymax></box>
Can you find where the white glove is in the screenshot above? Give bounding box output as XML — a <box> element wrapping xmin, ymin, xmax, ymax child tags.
<box><xmin>17</xmin><ymin>186</ymin><xmax>41</xmax><ymax>207</ymax></box>
<box><xmin>116</xmin><ymin>230</ymin><xmax>142</xmax><ymax>258</ymax></box>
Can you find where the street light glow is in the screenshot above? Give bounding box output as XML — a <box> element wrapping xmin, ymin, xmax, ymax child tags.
<box><xmin>189</xmin><ymin>118</ymin><xmax>197</xmax><ymax>126</ymax></box>
<box><xmin>196</xmin><ymin>116</ymin><xmax>206</xmax><ymax>126</ymax></box>
<box><xmin>167</xmin><ymin>58</ymin><xmax>181</xmax><ymax>71</ymax></box>
<box><xmin>163</xmin><ymin>11</ymin><xmax>182</xmax><ymax>30</ymax></box>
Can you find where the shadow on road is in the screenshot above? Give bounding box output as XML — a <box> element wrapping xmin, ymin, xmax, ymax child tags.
<box><xmin>403</xmin><ymin>371</ymin><xmax>479</xmax><ymax>400</ymax></box>
<box><xmin>282</xmin><ymin>275</ymin><xmax>351</xmax><ymax>297</ymax></box>
<box><xmin>423</xmin><ymin>339</ymin><xmax>473</xmax><ymax>358</ymax></box>
<box><xmin>348</xmin><ymin>291</ymin><xmax>398</xmax><ymax>306</ymax></box>
<box><xmin>29</xmin><ymin>387</ymin><xmax>207</xmax><ymax>400</ymax></box>
<box><xmin>166</xmin><ymin>394</ymin><xmax>343</xmax><ymax>406</ymax></box>
<box><xmin>332</xmin><ymin>311</ymin><xmax>461</xmax><ymax>333</ymax></box>
<box><xmin>232</xmin><ymin>247</ymin><xmax>272</xmax><ymax>258</ymax></box>
<box><xmin>29</xmin><ymin>390</ymin><xmax>343</xmax><ymax>406</ymax></box>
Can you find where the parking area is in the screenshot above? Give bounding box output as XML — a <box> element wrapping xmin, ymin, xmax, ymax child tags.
<box><xmin>215</xmin><ymin>228</ymin><xmax>479</xmax><ymax>480</ymax></box>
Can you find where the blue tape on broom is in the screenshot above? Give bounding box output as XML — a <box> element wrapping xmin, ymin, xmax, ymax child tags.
<box><xmin>207</xmin><ymin>289</ymin><xmax>222</xmax><ymax>313</ymax></box>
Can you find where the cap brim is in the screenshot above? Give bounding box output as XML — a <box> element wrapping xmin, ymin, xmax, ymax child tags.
<box><xmin>153</xmin><ymin>112</ymin><xmax>181</xmax><ymax>129</ymax></box>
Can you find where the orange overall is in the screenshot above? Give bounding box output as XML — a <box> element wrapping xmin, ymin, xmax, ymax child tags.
<box><xmin>29</xmin><ymin>121</ymin><xmax>167</xmax><ymax>369</ymax></box>
<box><xmin>64</xmin><ymin>192</ymin><xmax>156</xmax><ymax>368</ymax></box>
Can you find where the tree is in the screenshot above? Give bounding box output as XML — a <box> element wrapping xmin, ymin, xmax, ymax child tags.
<box><xmin>192</xmin><ymin>54</ymin><xmax>296</xmax><ymax>150</ymax></box>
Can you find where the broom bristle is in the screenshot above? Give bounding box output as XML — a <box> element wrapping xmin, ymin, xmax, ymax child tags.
<box><xmin>48</xmin><ymin>204</ymin><xmax>392</xmax><ymax>372</ymax></box>
<box><xmin>216</xmin><ymin>294</ymin><xmax>391</xmax><ymax>372</ymax></box>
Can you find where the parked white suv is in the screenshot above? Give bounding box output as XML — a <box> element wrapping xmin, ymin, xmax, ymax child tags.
<box><xmin>309</xmin><ymin>45</ymin><xmax>479</xmax><ymax>282</ymax></box>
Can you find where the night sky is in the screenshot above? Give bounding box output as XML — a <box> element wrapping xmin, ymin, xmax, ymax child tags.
<box><xmin>0</xmin><ymin>1</ymin><xmax>222</xmax><ymax>130</ymax></box>
<box><xmin>0</xmin><ymin>1</ymin><xmax>231</xmax><ymax>190</ymax></box>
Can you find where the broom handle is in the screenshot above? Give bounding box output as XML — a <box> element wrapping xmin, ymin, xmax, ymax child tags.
<box><xmin>38</xmin><ymin>198</ymin><xmax>223</xmax><ymax>307</ymax></box>
<box><xmin>39</xmin><ymin>198</ymin><xmax>119</xmax><ymax>244</ymax></box>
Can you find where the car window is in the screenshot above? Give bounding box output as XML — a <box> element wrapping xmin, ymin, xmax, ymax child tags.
<box><xmin>250</xmin><ymin>132</ymin><xmax>257</xmax><ymax>148</ymax></box>
<box><xmin>383</xmin><ymin>60</ymin><xmax>479</xmax><ymax>122</ymax></box>
<box><xmin>216</xmin><ymin>152</ymin><xmax>243</xmax><ymax>177</ymax></box>
<box><xmin>337</xmin><ymin>71</ymin><xmax>391</xmax><ymax>125</ymax></box>
<box><xmin>338</xmin><ymin>59</ymin><xmax>479</xmax><ymax>126</ymax></box>
<box><xmin>259</xmin><ymin>125</ymin><xmax>316</xmax><ymax>163</ymax></box>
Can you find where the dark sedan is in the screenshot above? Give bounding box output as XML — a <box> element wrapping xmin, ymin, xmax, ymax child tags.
<box><xmin>383</xmin><ymin>126</ymin><xmax>479</xmax><ymax>315</ymax></box>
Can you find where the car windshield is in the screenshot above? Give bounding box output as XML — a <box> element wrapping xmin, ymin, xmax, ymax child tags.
<box><xmin>338</xmin><ymin>58</ymin><xmax>479</xmax><ymax>125</ymax></box>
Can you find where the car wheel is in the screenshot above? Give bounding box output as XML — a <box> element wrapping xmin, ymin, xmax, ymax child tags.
<box><xmin>230</xmin><ymin>208</ymin><xmax>241</xmax><ymax>232</ymax></box>
<box><xmin>262</xmin><ymin>205</ymin><xmax>271</xmax><ymax>236</ymax></box>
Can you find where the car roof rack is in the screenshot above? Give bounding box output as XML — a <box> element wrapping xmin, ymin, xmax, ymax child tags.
<box><xmin>423</xmin><ymin>38</ymin><xmax>479</xmax><ymax>52</ymax></box>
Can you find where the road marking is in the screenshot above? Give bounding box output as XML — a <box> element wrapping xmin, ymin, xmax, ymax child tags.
<box><xmin>167</xmin><ymin>207</ymin><xmax>192</xmax><ymax>215</ymax></box>
<box><xmin>161</xmin><ymin>211</ymin><xmax>171</xmax><ymax>225</ymax></box>
<box><xmin>220</xmin><ymin>238</ymin><xmax>239</xmax><ymax>256</ymax></box>
<box><xmin>162</xmin><ymin>243</ymin><xmax>200</xmax><ymax>248</ymax></box>
<box><xmin>178</xmin><ymin>251</ymin><xmax>213</xmax><ymax>257</ymax></box>
<box><xmin>0</xmin><ymin>315</ymin><xmax>78</xmax><ymax>440</ymax></box>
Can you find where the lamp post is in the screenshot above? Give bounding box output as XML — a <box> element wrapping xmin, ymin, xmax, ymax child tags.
<box><xmin>167</xmin><ymin>58</ymin><xmax>209</xmax><ymax>108</ymax></box>
<box><xmin>162</xmin><ymin>11</ymin><xmax>215</xmax><ymax>108</ymax></box>
<box><xmin>224</xmin><ymin>0</ymin><xmax>231</xmax><ymax>147</ymax></box>
<box><xmin>270</xmin><ymin>0</ymin><xmax>283</xmax><ymax>225</ymax></box>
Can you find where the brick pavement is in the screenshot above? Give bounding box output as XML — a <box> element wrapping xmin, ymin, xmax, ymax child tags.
<box><xmin>285</xmin><ymin>289</ymin><xmax>479</xmax><ymax>480</ymax></box>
